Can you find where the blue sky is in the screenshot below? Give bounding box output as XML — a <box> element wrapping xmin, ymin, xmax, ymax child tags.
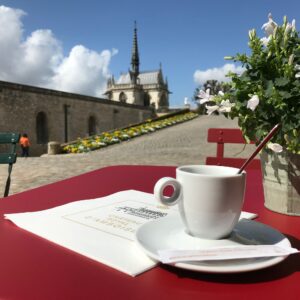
<box><xmin>1</xmin><ymin>0</ymin><xmax>300</xmax><ymax>107</ymax></box>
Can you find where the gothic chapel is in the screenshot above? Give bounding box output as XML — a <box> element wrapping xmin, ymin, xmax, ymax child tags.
<box><xmin>105</xmin><ymin>23</ymin><xmax>170</xmax><ymax>110</ymax></box>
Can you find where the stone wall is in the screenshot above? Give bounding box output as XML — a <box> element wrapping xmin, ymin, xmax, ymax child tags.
<box><xmin>0</xmin><ymin>81</ymin><xmax>153</xmax><ymax>156</ymax></box>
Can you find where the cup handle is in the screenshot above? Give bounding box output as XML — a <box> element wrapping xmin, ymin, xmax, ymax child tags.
<box><xmin>154</xmin><ymin>177</ymin><xmax>181</xmax><ymax>206</ymax></box>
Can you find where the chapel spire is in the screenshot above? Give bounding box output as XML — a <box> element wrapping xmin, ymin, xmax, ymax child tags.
<box><xmin>130</xmin><ymin>21</ymin><xmax>140</xmax><ymax>83</ymax></box>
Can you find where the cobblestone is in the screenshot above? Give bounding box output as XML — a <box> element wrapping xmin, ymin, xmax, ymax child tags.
<box><xmin>0</xmin><ymin>115</ymin><xmax>255</xmax><ymax>196</ymax></box>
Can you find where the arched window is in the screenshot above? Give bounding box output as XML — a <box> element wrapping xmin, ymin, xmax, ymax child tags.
<box><xmin>119</xmin><ymin>92</ymin><xmax>127</xmax><ymax>103</ymax></box>
<box><xmin>36</xmin><ymin>112</ymin><xmax>48</xmax><ymax>144</ymax></box>
<box><xmin>88</xmin><ymin>116</ymin><xmax>96</xmax><ymax>136</ymax></box>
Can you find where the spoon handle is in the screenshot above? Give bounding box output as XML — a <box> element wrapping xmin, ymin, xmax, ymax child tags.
<box><xmin>237</xmin><ymin>124</ymin><xmax>281</xmax><ymax>174</ymax></box>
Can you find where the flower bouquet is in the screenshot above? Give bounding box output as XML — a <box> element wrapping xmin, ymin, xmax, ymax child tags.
<box><xmin>198</xmin><ymin>13</ymin><xmax>300</xmax><ymax>154</ymax></box>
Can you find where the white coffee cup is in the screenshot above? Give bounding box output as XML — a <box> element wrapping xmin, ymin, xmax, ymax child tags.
<box><xmin>154</xmin><ymin>165</ymin><xmax>246</xmax><ymax>239</ymax></box>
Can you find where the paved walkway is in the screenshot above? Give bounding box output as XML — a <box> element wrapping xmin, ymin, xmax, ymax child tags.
<box><xmin>1</xmin><ymin>115</ymin><xmax>255</xmax><ymax>196</ymax></box>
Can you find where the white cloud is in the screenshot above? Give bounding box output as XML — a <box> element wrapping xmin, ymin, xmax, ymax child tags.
<box><xmin>193</xmin><ymin>63</ymin><xmax>244</xmax><ymax>86</ymax></box>
<box><xmin>49</xmin><ymin>46</ymin><xmax>115</xmax><ymax>97</ymax></box>
<box><xmin>0</xmin><ymin>5</ymin><xmax>116</xmax><ymax>97</ymax></box>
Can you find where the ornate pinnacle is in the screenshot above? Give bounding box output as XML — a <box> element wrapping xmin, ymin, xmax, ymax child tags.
<box><xmin>131</xmin><ymin>21</ymin><xmax>140</xmax><ymax>76</ymax></box>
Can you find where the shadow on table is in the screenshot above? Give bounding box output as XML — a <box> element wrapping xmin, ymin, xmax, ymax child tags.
<box><xmin>161</xmin><ymin>233</ymin><xmax>300</xmax><ymax>284</ymax></box>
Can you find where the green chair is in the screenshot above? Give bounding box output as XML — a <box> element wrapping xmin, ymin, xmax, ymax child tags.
<box><xmin>0</xmin><ymin>133</ymin><xmax>20</xmax><ymax>197</ymax></box>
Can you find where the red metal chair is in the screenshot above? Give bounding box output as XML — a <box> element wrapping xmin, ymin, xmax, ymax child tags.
<box><xmin>206</xmin><ymin>128</ymin><xmax>261</xmax><ymax>170</ymax></box>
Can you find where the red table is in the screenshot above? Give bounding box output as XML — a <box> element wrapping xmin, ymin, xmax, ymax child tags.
<box><xmin>0</xmin><ymin>165</ymin><xmax>299</xmax><ymax>300</ymax></box>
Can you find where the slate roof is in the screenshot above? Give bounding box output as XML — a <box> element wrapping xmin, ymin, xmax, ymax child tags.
<box><xmin>139</xmin><ymin>71</ymin><xmax>160</xmax><ymax>84</ymax></box>
<box><xmin>117</xmin><ymin>70</ymin><xmax>162</xmax><ymax>85</ymax></box>
<box><xmin>117</xmin><ymin>73</ymin><xmax>131</xmax><ymax>84</ymax></box>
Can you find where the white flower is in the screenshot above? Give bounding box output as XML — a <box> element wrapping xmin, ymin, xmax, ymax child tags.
<box><xmin>260</xmin><ymin>36</ymin><xmax>271</xmax><ymax>47</ymax></box>
<box><xmin>204</xmin><ymin>98</ymin><xmax>234</xmax><ymax>115</ymax></box>
<box><xmin>247</xmin><ymin>95</ymin><xmax>259</xmax><ymax>111</ymax></box>
<box><xmin>197</xmin><ymin>89</ymin><xmax>214</xmax><ymax>104</ymax></box>
<box><xmin>248</xmin><ymin>29</ymin><xmax>256</xmax><ymax>40</ymax></box>
<box><xmin>218</xmin><ymin>91</ymin><xmax>224</xmax><ymax>96</ymax></box>
<box><xmin>219</xmin><ymin>100</ymin><xmax>235</xmax><ymax>113</ymax></box>
<box><xmin>261</xmin><ymin>13</ymin><xmax>277</xmax><ymax>37</ymax></box>
<box><xmin>205</xmin><ymin>105</ymin><xmax>219</xmax><ymax>115</ymax></box>
<box><xmin>267</xmin><ymin>143</ymin><xmax>283</xmax><ymax>153</ymax></box>
<box><xmin>285</xmin><ymin>19</ymin><xmax>296</xmax><ymax>35</ymax></box>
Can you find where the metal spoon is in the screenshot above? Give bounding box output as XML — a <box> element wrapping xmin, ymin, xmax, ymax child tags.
<box><xmin>237</xmin><ymin>123</ymin><xmax>281</xmax><ymax>174</ymax></box>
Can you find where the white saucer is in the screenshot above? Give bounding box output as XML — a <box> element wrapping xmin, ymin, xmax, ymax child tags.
<box><xmin>135</xmin><ymin>214</ymin><xmax>291</xmax><ymax>273</ymax></box>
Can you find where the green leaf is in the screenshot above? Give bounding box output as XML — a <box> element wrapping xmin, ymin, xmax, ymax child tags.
<box><xmin>293</xmin><ymin>80</ymin><xmax>300</xmax><ymax>87</ymax></box>
<box><xmin>265</xmin><ymin>81</ymin><xmax>274</xmax><ymax>97</ymax></box>
<box><xmin>275</xmin><ymin>77</ymin><xmax>290</xmax><ymax>87</ymax></box>
<box><xmin>239</xmin><ymin>72</ymin><xmax>251</xmax><ymax>82</ymax></box>
<box><xmin>278</xmin><ymin>91</ymin><xmax>292</xmax><ymax>99</ymax></box>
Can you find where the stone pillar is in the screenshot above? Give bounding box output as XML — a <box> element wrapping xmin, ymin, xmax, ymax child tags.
<box><xmin>48</xmin><ymin>141</ymin><xmax>62</xmax><ymax>155</ymax></box>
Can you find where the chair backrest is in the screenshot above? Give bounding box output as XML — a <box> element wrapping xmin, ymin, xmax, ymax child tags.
<box><xmin>0</xmin><ymin>133</ymin><xmax>20</xmax><ymax>197</ymax></box>
<box><xmin>206</xmin><ymin>128</ymin><xmax>261</xmax><ymax>170</ymax></box>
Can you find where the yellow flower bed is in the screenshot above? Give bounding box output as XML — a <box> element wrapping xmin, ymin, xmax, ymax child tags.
<box><xmin>63</xmin><ymin>111</ymin><xmax>198</xmax><ymax>154</ymax></box>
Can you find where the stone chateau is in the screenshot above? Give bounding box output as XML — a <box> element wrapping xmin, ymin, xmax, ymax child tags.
<box><xmin>105</xmin><ymin>23</ymin><xmax>170</xmax><ymax>110</ymax></box>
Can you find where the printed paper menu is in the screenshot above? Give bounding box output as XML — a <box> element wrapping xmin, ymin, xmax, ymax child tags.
<box><xmin>63</xmin><ymin>200</ymin><xmax>170</xmax><ymax>241</ymax></box>
<box><xmin>4</xmin><ymin>190</ymin><xmax>177</xmax><ymax>276</ymax></box>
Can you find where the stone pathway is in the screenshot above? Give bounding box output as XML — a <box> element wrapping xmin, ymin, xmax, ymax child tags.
<box><xmin>0</xmin><ymin>115</ymin><xmax>255</xmax><ymax>196</ymax></box>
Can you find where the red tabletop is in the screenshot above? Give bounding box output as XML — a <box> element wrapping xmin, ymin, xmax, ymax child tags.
<box><xmin>0</xmin><ymin>165</ymin><xmax>299</xmax><ymax>300</ymax></box>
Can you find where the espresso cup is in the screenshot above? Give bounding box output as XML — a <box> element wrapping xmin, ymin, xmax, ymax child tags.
<box><xmin>154</xmin><ymin>165</ymin><xmax>246</xmax><ymax>239</ymax></box>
